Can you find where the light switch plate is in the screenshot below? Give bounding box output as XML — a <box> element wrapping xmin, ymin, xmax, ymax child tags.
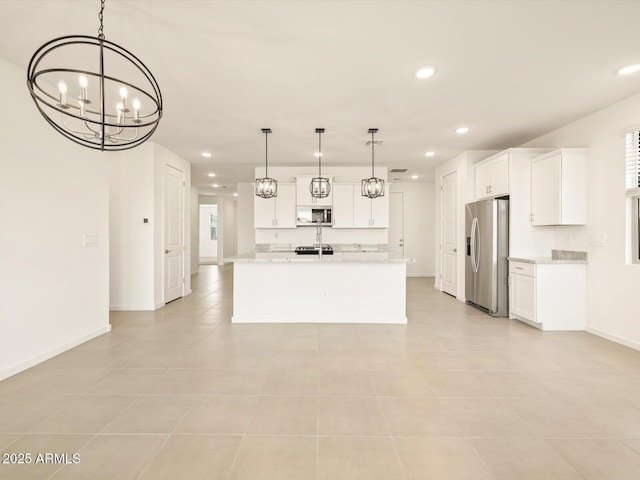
<box><xmin>83</xmin><ymin>234</ymin><xmax>97</xmax><ymax>247</ymax></box>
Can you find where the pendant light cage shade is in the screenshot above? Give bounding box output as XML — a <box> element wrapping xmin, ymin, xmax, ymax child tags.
<box><xmin>362</xmin><ymin>128</ymin><xmax>385</xmax><ymax>199</ymax></box>
<box><xmin>26</xmin><ymin>35</ymin><xmax>163</xmax><ymax>151</ymax></box>
<box><xmin>310</xmin><ymin>177</ymin><xmax>331</xmax><ymax>198</ymax></box>
<box><xmin>255</xmin><ymin>177</ymin><xmax>278</xmax><ymax>199</ymax></box>
<box><xmin>361</xmin><ymin>177</ymin><xmax>385</xmax><ymax>198</ymax></box>
<box><xmin>256</xmin><ymin>128</ymin><xmax>278</xmax><ymax>199</ymax></box>
<box><xmin>311</xmin><ymin>127</ymin><xmax>331</xmax><ymax>198</ymax></box>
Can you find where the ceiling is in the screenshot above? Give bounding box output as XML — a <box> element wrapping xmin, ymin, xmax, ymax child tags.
<box><xmin>2</xmin><ymin>1</ymin><xmax>640</xmax><ymax>195</ymax></box>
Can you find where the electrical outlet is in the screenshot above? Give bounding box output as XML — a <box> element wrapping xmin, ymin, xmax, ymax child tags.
<box><xmin>83</xmin><ymin>234</ymin><xmax>97</xmax><ymax>247</ymax></box>
<box><xmin>590</xmin><ymin>234</ymin><xmax>606</xmax><ymax>247</ymax></box>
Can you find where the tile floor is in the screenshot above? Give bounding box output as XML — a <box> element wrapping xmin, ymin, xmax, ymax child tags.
<box><xmin>1</xmin><ymin>265</ymin><xmax>640</xmax><ymax>479</ymax></box>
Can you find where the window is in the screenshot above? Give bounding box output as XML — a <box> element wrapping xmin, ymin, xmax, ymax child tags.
<box><xmin>625</xmin><ymin>130</ymin><xmax>640</xmax><ymax>264</ymax></box>
<box><xmin>209</xmin><ymin>212</ymin><xmax>218</xmax><ymax>240</ymax></box>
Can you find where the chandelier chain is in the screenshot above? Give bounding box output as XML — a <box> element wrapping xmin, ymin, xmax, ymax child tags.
<box><xmin>98</xmin><ymin>0</ymin><xmax>105</xmax><ymax>39</ymax></box>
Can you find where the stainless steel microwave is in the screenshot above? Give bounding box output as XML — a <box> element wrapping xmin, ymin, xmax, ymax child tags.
<box><xmin>296</xmin><ymin>206</ymin><xmax>332</xmax><ymax>226</ymax></box>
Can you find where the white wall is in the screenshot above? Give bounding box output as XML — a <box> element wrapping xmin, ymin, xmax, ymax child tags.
<box><xmin>109</xmin><ymin>142</ymin><xmax>192</xmax><ymax>310</ymax></box>
<box><xmin>390</xmin><ymin>182</ymin><xmax>435</xmax><ymax>277</ymax></box>
<box><xmin>520</xmin><ymin>92</ymin><xmax>640</xmax><ymax>349</ymax></box>
<box><xmin>222</xmin><ymin>198</ymin><xmax>238</xmax><ymax>260</ymax></box>
<box><xmin>190</xmin><ymin>185</ymin><xmax>199</xmax><ymax>275</ymax></box>
<box><xmin>434</xmin><ymin>151</ymin><xmax>497</xmax><ymax>298</ymax></box>
<box><xmin>237</xmin><ymin>183</ymin><xmax>255</xmax><ymax>254</ymax></box>
<box><xmin>0</xmin><ymin>57</ymin><xmax>110</xmax><ymax>380</ymax></box>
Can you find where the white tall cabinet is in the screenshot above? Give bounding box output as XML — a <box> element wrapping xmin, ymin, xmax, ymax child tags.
<box><xmin>530</xmin><ymin>148</ymin><xmax>587</xmax><ymax>226</ymax></box>
<box><xmin>253</xmin><ymin>183</ymin><xmax>296</xmax><ymax>228</ymax></box>
<box><xmin>333</xmin><ymin>183</ymin><xmax>389</xmax><ymax>228</ymax></box>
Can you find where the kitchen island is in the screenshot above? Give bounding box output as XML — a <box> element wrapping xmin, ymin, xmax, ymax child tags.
<box><xmin>228</xmin><ymin>252</ymin><xmax>414</xmax><ymax>324</ymax></box>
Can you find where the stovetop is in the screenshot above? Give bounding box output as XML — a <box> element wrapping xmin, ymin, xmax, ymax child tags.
<box><xmin>294</xmin><ymin>245</ymin><xmax>334</xmax><ymax>255</ymax></box>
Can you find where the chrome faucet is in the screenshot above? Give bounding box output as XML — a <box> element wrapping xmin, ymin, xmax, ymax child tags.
<box><xmin>316</xmin><ymin>219</ymin><xmax>323</xmax><ymax>259</ymax></box>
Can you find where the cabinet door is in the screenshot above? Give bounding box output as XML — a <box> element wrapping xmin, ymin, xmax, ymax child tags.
<box><xmin>274</xmin><ymin>184</ymin><xmax>297</xmax><ymax>228</ymax></box>
<box><xmin>353</xmin><ymin>187</ymin><xmax>372</xmax><ymax>227</ymax></box>
<box><xmin>332</xmin><ymin>184</ymin><xmax>354</xmax><ymax>228</ymax></box>
<box><xmin>491</xmin><ymin>154</ymin><xmax>510</xmax><ymax>196</ymax></box>
<box><xmin>531</xmin><ymin>154</ymin><xmax>561</xmax><ymax>225</ymax></box>
<box><xmin>510</xmin><ymin>274</ymin><xmax>537</xmax><ymax>322</ymax></box>
<box><xmin>475</xmin><ymin>161</ymin><xmax>493</xmax><ymax>200</ymax></box>
<box><xmin>254</xmin><ymin>194</ymin><xmax>276</xmax><ymax>228</ymax></box>
<box><xmin>371</xmin><ymin>194</ymin><xmax>389</xmax><ymax>228</ymax></box>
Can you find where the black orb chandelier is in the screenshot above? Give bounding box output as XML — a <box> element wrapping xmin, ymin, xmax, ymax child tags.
<box><xmin>310</xmin><ymin>128</ymin><xmax>331</xmax><ymax>198</ymax></box>
<box><xmin>26</xmin><ymin>0</ymin><xmax>162</xmax><ymax>151</ymax></box>
<box><xmin>362</xmin><ymin>128</ymin><xmax>385</xmax><ymax>198</ymax></box>
<box><xmin>255</xmin><ymin>128</ymin><xmax>278</xmax><ymax>199</ymax></box>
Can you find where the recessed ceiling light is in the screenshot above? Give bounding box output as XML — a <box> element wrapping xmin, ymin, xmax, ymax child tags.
<box><xmin>208</xmin><ymin>173</ymin><xmax>216</xmax><ymax>177</ymax></box>
<box><xmin>314</xmin><ymin>152</ymin><xmax>322</xmax><ymax>157</ymax></box>
<box><xmin>456</xmin><ymin>126</ymin><xmax>469</xmax><ymax>134</ymax></box>
<box><xmin>233</xmin><ymin>192</ymin><xmax>238</xmax><ymax>197</ymax></box>
<box><xmin>416</xmin><ymin>66</ymin><xmax>435</xmax><ymax>79</ymax></box>
<box><xmin>411</xmin><ymin>175</ymin><xmax>419</xmax><ymax>179</ymax></box>
<box><xmin>202</xmin><ymin>152</ymin><xmax>212</xmax><ymax>158</ymax></box>
<box><xmin>618</xmin><ymin>64</ymin><xmax>640</xmax><ymax>75</ymax></box>
<box><xmin>212</xmin><ymin>184</ymin><xmax>219</xmax><ymax>188</ymax></box>
<box><xmin>425</xmin><ymin>151</ymin><xmax>435</xmax><ymax>157</ymax></box>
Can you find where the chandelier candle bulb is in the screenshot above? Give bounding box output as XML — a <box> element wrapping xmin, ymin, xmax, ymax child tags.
<box><xmin>132</xmin><ymin>99</ymin><xmax>141</xmax><ymax>123</ymax></box>
<box><xmin>57</xmin><ymin>80</ymin><xmax>68</xmax><ymax>108</ymax></box>
<box><xmin>78</xmin><ymin>75</ymin><xmax>90</xmax><ymax>104</ymax></box>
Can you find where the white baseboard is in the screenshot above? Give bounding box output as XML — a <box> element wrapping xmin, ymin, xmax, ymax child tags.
<box><xmin>232</xmin><ymin>315</ymin><xmax>407</xmax><ymax>324</ymax></box>
<box><xmin>0</xmin><ymin>324</ymin><xmax>112</xmax><ymax>381</ymax></box>
<box><xmin>586</xmin><ymin>325</ymin><xmax>640</xmax><ymax>351</ymax></box>
<box><xmin>110</xmin><ymin>304</ymin><xmax>158</xmax><ymax>311</ymax></box>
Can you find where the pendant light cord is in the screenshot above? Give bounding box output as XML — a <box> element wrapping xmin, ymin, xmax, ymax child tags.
<box><xmin>265</xmin><ymin>130</ymin><xmax>269</xmax><ymax>177</ymax></box>
<box><xmin>318</xmin><ymin>130</ymin><xmax>322</xmax><ymax>177</ymax></box>
<box><xmin>98</xmin><ymin>0</ymin><xmax>105</xmax><ymax>39</ymax></box>
<box><xmin>371</xmin><ymin>130</ymin><xmax>375</xmax><ymax>177</ymax></box>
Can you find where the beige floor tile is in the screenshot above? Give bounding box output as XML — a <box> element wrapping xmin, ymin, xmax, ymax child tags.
<box><xmin>103</xmin><ymin>394</ymin><xmax>197</xmax><ymax>434</ymax></box>
<box><xmin>455</xmin><ymin>352</ymin><xmax>517</xmax><ymax>371</ymax></box>
<box><xmin>473</xmin><ymin>371</ymin><xmax>549</xmax><ymax>397</ymax></box>
<box><xmin>319</xmin><ymin>396</ymin><xmax>390</xmax><ymax>436</ymax></box>
<box><xmin>175</xmin><ymin>395</ymin><xmax>258</xmax><ymax>434</ymax></box>
<box><xmin>409</xmin><ymin>352</ymin><xmax>468</xmax><ymax>371</ymax></box>
<box><xmin>88</xmin><ymin>368</ymin><xmax>167</xmax><ymax>394</ymax></box>
<box><xmin>50</xmin><ymin>434</ymin><xmax>166</xmax><ymax>480</ymax></box>
<box><xmin>471</xmin><ymin>438</ymin><xmax>583</xmax><ymax>480</ymax></box>
<box><xmin>424</xmin><ymin>371</ymin><xmax>494</xmax><ymax>397</ymax></box>
<box><xmin>138</xmin><ymin>434</ymin><xmax>241</xmax><ymax>480</ymax></box>
<box><xmin>270</xmin><ymin>351</ymin><xmax>321</xmax><ymax>369</ymax></box>
<box><xmin>319</xmin><ymin>370</ymin><xmax>375</xmax><ymax>396</ymax></box>
<box><xmin>370</xmin><ymin>370</ymin><xmax>434</xmax><ymax>397</ymax></box>
<box><xmin>318</xmin><ymin>350</ymin><xmax>369</xmax><ymax>370</ymax></box>
<box><xmin>246</xmin><ymin>395</ymin><xmax>317</xmax><ymax>435</ymax></box>
<box><xmin>547</xmin><ymin>439</ymin><xmax>640</xmax><ymax>480</ymax></box>
<box><xmin>0</xmin><ymin>434</ymin><xmax>92</xmax><ymax>480</ymax></box>
<box><xmin>261</xmin><ymin>369</ymin><xmax>318</xmax><ymax>395</ymax></box>
<box><xmin>0</xmin><ymin>434</ymin><xmax>20</xmax><ymax>450</ymax></box>
<box><xmin>624</xmin><ymin>439</ymin><xmax>640</xmax><ymax>455</ymax></box>
<box><xmin>318</xmin><ymin>436</ymin><xmax>405</xmax><ymax>480</ymax></box>
<box><xmin>203</xmin><ymin>368</ymin><xmax>269</xmax><ymax>394</ymax></box>
<box><xmin>439</xmin><ymin>397</ymin><xmax>533</xmax><ymax>437</ymax></box>
<box><xmin>501</xmin><ymin>396</ymin><xmax>611</xmax><ymax>438</ymax></box>
<box><xmin>227</xmin><ymin>435</ymin><xmax>317</xmax><ymax>480</ymax></box>
<box><xmin>0</xmin><ymin>394</ymin><xmax>71</xmax><ymax>432</ymax></box>
<box><xmin>144</xmin><ymin>368</ymin><xmax>217</xmax><ymax>394</ymax></box>
<box><xmin>171</xmin><ymin>350</ymin><xmax>231</xmax><ymax>368</ymax></box>
<box><xmin>28</xmin><ymin>395</ymin><xmax>136</xmax><ymax>434</ymax></box>
<box><xmin>379</xmin><ymin>397</ymin><xmax>461</xmax><ymax>437</ymax></box>
<box><xmin>395</xmin><ymin>437</ymin><xmax>495</xmax><ymax>480</ymax></box>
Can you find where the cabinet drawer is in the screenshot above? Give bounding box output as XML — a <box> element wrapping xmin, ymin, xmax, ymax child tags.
<box><xmin>509</xmin><ymin>261</ymin><xmax>535</xmax><ymax>277</ymax></box>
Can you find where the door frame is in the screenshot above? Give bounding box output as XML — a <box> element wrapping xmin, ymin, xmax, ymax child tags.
<box><xmin>440</xmin><ymin>170</ymin><xmax>458</xmax><ymax>296</ymax></box>
<box><xmin>163</xmin><ymin>163</ymin><xmax>186</xmax><ymax>304</ymax></box>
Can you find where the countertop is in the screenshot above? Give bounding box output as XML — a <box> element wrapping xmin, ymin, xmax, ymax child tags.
<box><xmin>227</xmin><ymin>252</ymin><xmax>415</xmax><ymax>263</ymax></box>
<box><xmin>508</xmin><ymin>250</ymin><xmax>588</xmax><ymax>265</ymax></box>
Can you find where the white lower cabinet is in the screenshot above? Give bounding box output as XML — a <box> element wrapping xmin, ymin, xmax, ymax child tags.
<box><xmin>508</xmin><ymin>260</ymin><xmax>585</xmax><ymax>331</ymax></box>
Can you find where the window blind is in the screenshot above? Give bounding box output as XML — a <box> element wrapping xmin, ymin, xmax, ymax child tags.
<box><xmin>626</xmin><ymin>130</ymin><xmax>640</xmax><ymax>195</ymax></box>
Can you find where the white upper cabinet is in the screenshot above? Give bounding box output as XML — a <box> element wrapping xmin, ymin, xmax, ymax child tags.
<box><xmin>530</xmin><ymin>148</ymin><xmax>587</xmax><ymax>226</ymax></box>
<box><xmin>295</xmin><ymin>175</ymin><xmax>333</xmax><ymax>206</ymax></box>
<box><xmin>332</xmin><ymin>183</ymin><xmax>354</xmax><ymax>228</ymax></box>
<box><xmin>253</xmin><ymin>183</ymin><xmax>296</xmax><ymax>228</ymax></box>
<box><xmin>475</xmin><ymin>153</ymin><xmax>509</xmax><ymax>200</ymax></box>
<box><xmin>335</xmin><ymin>183</ymin><xmax>389</xmax><ymax>229</ymax></box>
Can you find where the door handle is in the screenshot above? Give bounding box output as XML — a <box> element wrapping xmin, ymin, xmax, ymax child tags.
<box><xmin>452</xmin><ymin>248</ymin><xmax>457</xmax><ymax>252</ymax></box>
<box><xmin>165</xmin><ymin>249</ymin><xmax>170</xmax><ymax>254</ymax></box>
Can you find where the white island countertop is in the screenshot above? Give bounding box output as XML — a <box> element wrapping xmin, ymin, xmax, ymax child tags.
<box><xmin>227</xmin><ymin>252</ymin><xmax>415</xmax><ymax>263</ymax></box>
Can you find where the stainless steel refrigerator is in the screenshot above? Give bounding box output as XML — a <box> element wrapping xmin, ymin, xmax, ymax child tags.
<box><xmin>465</xmin><ymin>198</ymin><xmax>509</xmax><ymax>316</ymax></box>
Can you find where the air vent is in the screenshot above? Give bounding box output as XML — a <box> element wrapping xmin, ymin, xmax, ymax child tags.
<box><xmin>390</xmin><ymin>168</ymin><xmax>408</xmax><ymax>173</ymax></box>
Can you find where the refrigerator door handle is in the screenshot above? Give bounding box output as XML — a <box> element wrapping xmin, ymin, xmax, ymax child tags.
<box><xmin>470</xmin><ymin>217</ymin><xmax>479</xmax><ymax>273</ymax></box>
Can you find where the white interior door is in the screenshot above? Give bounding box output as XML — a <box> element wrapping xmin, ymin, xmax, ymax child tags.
<box><xmin>389</xmin><ymin>192</ymin><xmax>404</xmax><ymax>256</ymax></box>
<box><xmin>441</xmin><ymin>171</ymin><xmax>458</xmax><ymax>296</ymax></box>
<box><xmin>164</xmin><ymin>164</ymin><xmax>184</xmax><ymax>303</ymax></box>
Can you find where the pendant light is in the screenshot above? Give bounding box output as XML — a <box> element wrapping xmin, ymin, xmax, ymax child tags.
<box><xmin>362</xmin><ymin>128</ymin><xmax>385</xmax><ymax>198</ymax></box>
<box><xmin>255</xmin><ymin>128</ymin><xmax>278</xmax><ymax>198</ymax></box>
<box><xmin>26</xmin><ymin>0</ymin><xmax>162</xmax><ymax>151</ymax></box>
<box><xmin>310</xmin><ymin>128</ymin><xmax>331</xmax><ymax>198</ymax></box>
